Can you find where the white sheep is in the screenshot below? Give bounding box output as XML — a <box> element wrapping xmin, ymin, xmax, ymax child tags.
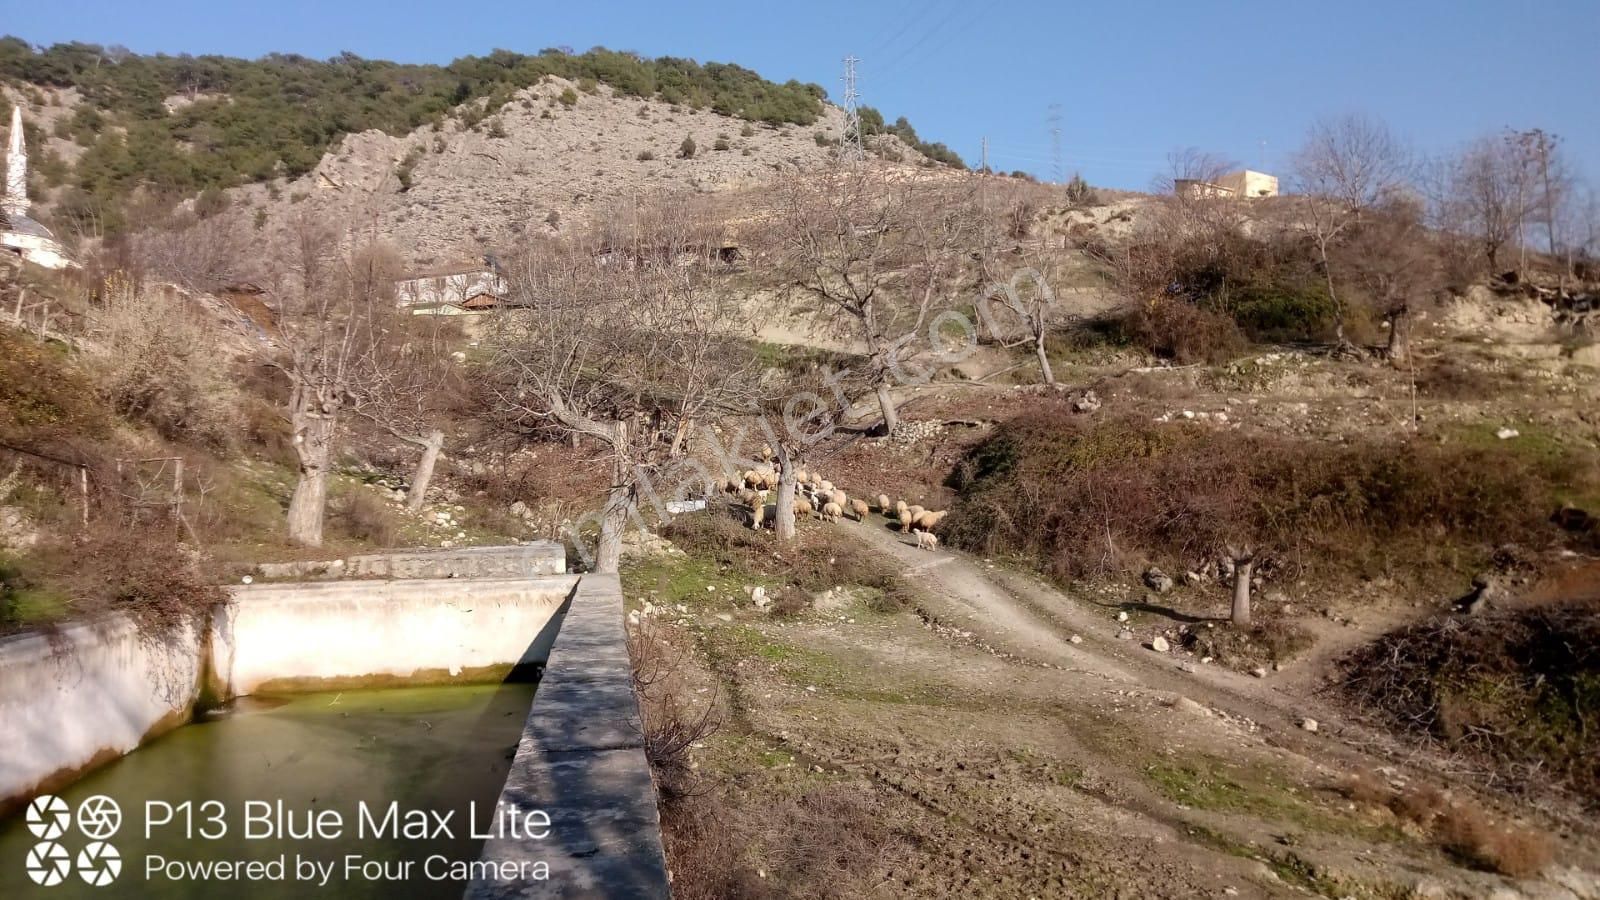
<box><xmin>877</xmin><ymin>493</ymin><xmax>892</xmax><ymax>514</ymax></box>
<box><xmin>828</xmin><ymin>489</ymin><xmax>848</xmax><ymax>509</ymax></box>
<box><xmin>898</xmin><ymin>507</ymin><xmax>915</xmax><ymax>532</ymax></box>
<box><xmin>821</xmin><ymin>501</ymin><xmax>843</xmax><ymax>522</ymax></box>
<box><xmin>913</xmin><ymin>509</ymin><xmax>947</xmax><ymax>532</ymax></box>
<box><xmin>850</xmin><ymin>498</ymin><xmax>869</xmax><ymax>520</ymax></box>
<box><xmin>916</xmin><ymin>531</ymin><xmax>939</xmax><ymax>551</ymax></box>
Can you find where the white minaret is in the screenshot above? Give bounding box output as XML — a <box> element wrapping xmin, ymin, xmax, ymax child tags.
<box><xmin>4</xmin><ymin>105</ymin><xmax>27</xmax><ymax>219</ymax></box>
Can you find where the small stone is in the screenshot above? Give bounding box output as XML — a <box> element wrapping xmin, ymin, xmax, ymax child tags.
<box><xmin>1250</xmin><ymin>667</ymin><xmax>1268</xmax><ymax>678</ymax></box>
<box><xmin>1117</xmin><ymin>628</ymin><xmax>1134</xmax><ymax>641</ymax></box>
<box><xmin>1069</xmin><ymin>634</ymin><xmax>1083</xmax><ymax>645</ymax></box>
<box><xmin>1116</xmin><ymin>610</ymin><xmax>1129</xmax><ymax>622</ymax></box>
<box><xmin>715</xmin><ymin>613</ymin><xmax>732</xmax><ymax>622</ymax></box>
<box><xmin>240</xmin><ymin>575</ymin><xmax>254</xmax><ymax>585</ymax></box>
<box><xmin>1496</xmin><ymin>427</ymin><xmax>1519</xmax><ymax>440</ymax></box>
<box><xmin>1149</xmin><ymin>636</ymin><xmax>1170</xmax><ymax>653</ymax></box>
<box><xmin>1300</xmin><ymin>717</ymin><xmax>1320</xmax><ymax>733</ymax></box>
<box><xmin>1171</xmin><ymin>696</ymin><xmax>1208</xmax><ymax>715</ymax></box>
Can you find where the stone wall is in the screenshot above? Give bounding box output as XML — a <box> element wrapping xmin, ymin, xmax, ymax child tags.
<box><xmin>0</xmin><ymin>617</ymin><xmax>203</xmax><ymax>816</ymax></box>
<box><xmin>215</xmin><ymin>576</ymin><xmax>573</xmax><ymax>695</ymax></box>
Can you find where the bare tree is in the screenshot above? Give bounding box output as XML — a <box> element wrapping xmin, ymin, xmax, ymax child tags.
<box><xmin>494</xmin><ymin>195</ymin><xmax>759</xmax><ymax>572</ymax></box>
<box><xmin>975</xmin><ymin>255</ymin><xmax>1084</xmax><ymax>384</ymax></box>
<box><xmin>1333</xmin><ymin>196</ymin><xmax>1442</xmax><ymax>367</ymax></box>
<box><xmin>774</xmin><ymin>165</ymin><xmax>977</xmax><ymax>435</ymax></box>
<box><xmin>1291</xmin><ymin>114</ymin><xmax>1412</xmax><ymax>348</ymax></box>
<box><xmin>341</xmin><ymin>245</ymin><xmax>463</xmax><ymax>511</ymax></box>
<box><xmin>1431</xmin><ymin>134</ymin><xmax>1535</xmax><ymax>277</ymax></box>
<box><xmin>269</xmin><ymin>214</ymin><xmax>389</xmax><ymax>547</ymax></box>
<box><xmin>1153</xmin><ymin>147</ymin><xmax>1237</xmax><ymax>196</ymax></box>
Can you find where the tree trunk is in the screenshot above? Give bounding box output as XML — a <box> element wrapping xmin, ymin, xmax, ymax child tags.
<box><xmin>1034</xmin><ymin>330</ymin><xmax>1055</xmax><ymax>385</ymax></box>
<box><xmin>593</xmin><ymin>483</ymin><xmax>632</xmax><ymax>574</ymax></box>
<box><xmin>1385</xmin><ymin>305</ymin><xmax>1411</xmax><ymax>367</ymax></box>
<box><xmin>875</xmin><ymin>378</ymin><xmax>898</xmax><ymax>435</ymax></box>
<box><xmin>405</xmin><ymin>429</ymin><xmax>445</xmax><ymax>512</ymax></box>
<box><xmin>287</xmin><ymin>411</ymin><xmax>336</xmax><ymax>547</ymax></box>
<box><xmin>774</xmin><ymin>453</ymin><xmax>798</xmax><ymax>542</ymax></box>
<box><xmin>1231</xmin><ymin>557</ymin><xmax>1254</xmax><ymax>627</ymax></box>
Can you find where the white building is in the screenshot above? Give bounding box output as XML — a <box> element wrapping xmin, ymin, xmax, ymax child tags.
<box><xmin>1174</xmin><ymin>169</ymin><xmax>1279</xmax><ymax>201</ymax></box>
<box><xmin>394</xmin><ymin>263</ymin><xmax>508</xmax><ymax>314</ymax></box>
<box><xmin>1</xmin><ymin>106</ymin><xmax>73</xmax><ymax>270</ymax></box>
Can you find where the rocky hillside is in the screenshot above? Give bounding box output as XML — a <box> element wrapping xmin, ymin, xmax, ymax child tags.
<box><xmin>229</xmin><ymin>77</ymin><xmax>929</xmax><ymax>268</ymax></box>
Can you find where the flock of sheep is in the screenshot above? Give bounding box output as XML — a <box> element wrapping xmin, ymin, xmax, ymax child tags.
<box><xmin>714</xmin><ymin>462</ymin><xmax>948</xmax><ymax>550</ymax></box>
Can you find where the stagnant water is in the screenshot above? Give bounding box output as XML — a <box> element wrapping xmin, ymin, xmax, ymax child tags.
<box><xmin>1</xmin><ymin>682</ymin><xmax>536</xmax><ymax>899</ymax></box>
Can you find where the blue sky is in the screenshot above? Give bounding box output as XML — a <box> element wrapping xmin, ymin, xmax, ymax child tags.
<box><xmin>4</xmin><ymin>0</ymin><xmax>1596</xmax><ymax>189</ymax></box>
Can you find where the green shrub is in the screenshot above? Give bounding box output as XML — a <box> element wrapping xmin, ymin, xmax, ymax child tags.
<box><xmin>1227</xmin><ymin>283</ymin><xmax>1337</xmax><ymax>343</ymax></box>
<box><xmin>557</xmin><ymin>87</ymin><xmax>578</xmax><ymax>107</ymax></box>
<box><xmin>678</xmin><ymin>135</ymin><xmax>696</xmax><ymax>159</ymax></box>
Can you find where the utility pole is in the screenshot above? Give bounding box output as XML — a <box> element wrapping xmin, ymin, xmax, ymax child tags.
<box><xmin>980</xmin><ymin>136</ymin><xmax>988</xmax><ymax>173</ymax></box>
<box><xmin>1048</xmin><ymin>103</ymin><xmax>1063</xmax><ymax>184</ymax></box>
<box><xmin>840</xmin><ymin>55</ymin><xmax>865</xmax><ymax>164</ymax></box>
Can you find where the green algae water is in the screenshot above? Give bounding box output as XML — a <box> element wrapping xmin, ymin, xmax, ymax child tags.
<box><xmin>0</xmin><ymin>682</ymin><xmax>536</xmax><ymax>899</ymax></box>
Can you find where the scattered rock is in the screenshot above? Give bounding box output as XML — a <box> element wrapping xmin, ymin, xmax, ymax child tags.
<box><xmin>1117</xmin><ymin>628</ymin><xmax>1134</xmax><ymax>641</ymax></box>
<box><xmin>1250</xmin><ymin>667</ymin><xmax>1268</xmax><ymax>679</ymax></box>
<box><xmin>1300</xmin><ymin>717</ymin><xmax>1319</xmax><ymax>733</ymax></box>
<box><xmin>750</xmin><ymin>585</ymin><xmax>770</xmax><ymax>610</ymax></box>
<box><xmin>1071</xmin><ymin>389</ymin><xmax>1101</xmax><ymax>413</ymax></box>
<box><xmin>1496</xmin><ymin>427</ymin><xmax>1520</xmax><ymax>440</ymax></box>
<box><xmin>1068</xmin><ymin>634</ymin><xmax>1083</xmax><ymax>645</ymax></box>
<box><xmin>1116</xmin><ymin>610</ymin><xmax>1130</xmax><ymax>622</ymax></box>
<box><xmin>1143</xmin><ymin>567</ymin><xmax>1175</xmax><ymax>594</ymax></box>
<box><xmin>1170</xmin><ymin>696</ymin><xmax>1209</xmax><ymax>715</ymax></box>
<box><xmin>1149</xmin><ymin>636</ymin><xmax>1170</xmax><ymax>653</ymax></box>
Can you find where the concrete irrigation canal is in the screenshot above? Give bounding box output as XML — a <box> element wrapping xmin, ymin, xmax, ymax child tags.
<box><xmin>0</xmin><ymin>544</ymin><xmax>669</xmax><ymax>899</ymax></box>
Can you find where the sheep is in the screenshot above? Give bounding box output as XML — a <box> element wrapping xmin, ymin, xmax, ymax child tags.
<box><xmin>877</xmin><ymin>493</ymin><xmax>891</xmax><ymax>514</ymax></box>
<box><xmin>906</xmin><ymin>505</ymin><xmax>925</xmax><ymax>520</ymax></box>
<box><xmin>828</xmin><ymin>489</ymin><xmax>848</xmax><ymax>509</ymax></box>
<box><xmin>808</xmin><ymin>472</ymin><xmax>823</xmax><ymax>487</ymax></box>
<box><xmin>819</xmin><ymin>480</ymin><xmax>834</xmax><ymax>494</ymax></box>
<box><xmin>898</xmin><ymin>507</ymin><xmax>915</xmax><ymax>532</ymax></box>
<box><xmin>795</xmin><ymin>496</ymin><xmax>814</xmax><ymax>517</ymax></box>
<box><xmin>913</xmin><ymin>509</ymin><xmax>947</xmax><ymax>532</ymax></box>
<box><xmin>795</xmin><ymin>469</ymin><xmax>808</xmax><ymax>485</ymax></box>
<box><xmin>916</xmin><ymin>531</ymin><xmax>939</xmax><ymax>551</ymax></box>
<box><xmin>747</xmin><ymin>494</ymin><xmax>765</xmax><ymax>530</ymax></box>
<box><xmin>895</xmin><ymin>499</ymin><xmax>908</xmax><ymax>515</ymax></box>
<box><xmin>821</xmin><ymin>501</ymin><xmax>843</xmax><ymax>522</ymax></box>
<box><xmin>849</xmin><ymin>498</ymin><xmax>869</xmax><ymax>520</ymax></box>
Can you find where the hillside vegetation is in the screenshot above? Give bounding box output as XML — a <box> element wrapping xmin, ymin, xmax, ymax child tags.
<box><xmin>0</xmin><ymin>38</ymin><xmax>959</xmax><ymax>236</ymax></box>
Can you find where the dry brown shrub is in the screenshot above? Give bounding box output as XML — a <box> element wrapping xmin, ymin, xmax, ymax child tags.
<box><xmin>1390</xmin><ymin>783</ymin><xmax>1449</xmax><ymax>828</ymax></box>
<box><xmin>327</xmin><ymin>489</ymin><xmax>400</xmax><ymax>547</ymax></box>
<box><xmin>49</xmin><ymin>520</ymin><xmax>225</xmax><ymax>633</ymax></box>
<box><xmin>1339</xmin><ymin>770</ymin><xmax>1396</xmax><ymax>807</ymax></box>
<box><xmin>945</xmin><ymin>408</ymin><xmax>1595</xmax><ymax>585</ymax></box>
<box><xmin>1436</xmin><ymin>804</ymin><xmax>1554</xmax><ymax>878</ymax></box>
<box><xmin>89</xmin><ymin>277</ymin><xmax>242</xmax><ymax>453</ymax></box>
<box><xmin>1125</xmin><ymin>298</ymin><xmax>1245</xmax><ymax>364</ymax></box>
<box><xmin>1337</xmin><ymin>601</ymin><xmax>1600</xmax><ymax>801</ymax></box>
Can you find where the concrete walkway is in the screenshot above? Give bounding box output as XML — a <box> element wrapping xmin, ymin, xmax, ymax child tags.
<box><xmin>468</xmin><ymin>573</ymin><xmax>670</xmax><ymax>899</ymax></box>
